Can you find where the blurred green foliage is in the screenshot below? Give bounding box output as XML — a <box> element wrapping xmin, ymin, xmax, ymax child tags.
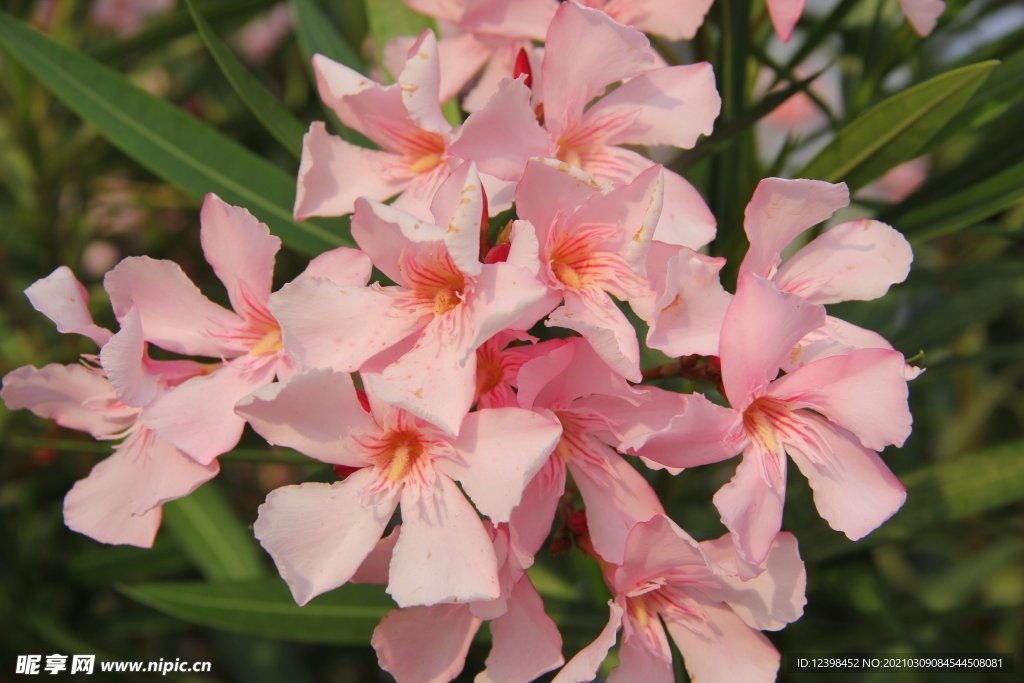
<box><xmin>0</xmin><ymin>1</ymin><xmax>1021</xmax><ymax>681</ymax></box>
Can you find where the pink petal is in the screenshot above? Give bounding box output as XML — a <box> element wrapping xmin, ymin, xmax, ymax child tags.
<box><xmin>2</xmin><ymin>363</ymin><xmax>133</xmax><ymax>438</ymax></box>
<box><xmin>100</xmin><ymin>308</ymin><xmax>160</xmax><ymax>408</ymax></box>
<box><xmin>542</xmin><ymin>2</ymin><xmax>655</xmax><ymax>141</ymax></box>
<box><xmin>719</xmin><ymin>273</ymin><xmax>825</xmax><ymax>408</ymax></box>
<box><xmin>627</xmin><ymin>0</ymin><xmax>713</xmax><ymax>40</ymax></box>
<box><xmin>774</xmin><ymin>219</ymin><xmax>913</xmax><ymax>304</ymax></box>
<box><xmin>311</xmin><ymin>53</ymin><xmax>376</xmax><ymax>121</ymax></box>
<box><xmin>699</xmin><ymin>531</ymin><xmax>807</xmax><ymax>630</ymax></box>
<box><xmin>765</xmin><ymin>0</ymin><xmax>806</xmax><ymax>43</ymax></box>
<box><xmin>614</xmin><ymin>515</ymin><xmax>708</xmax><ymax>593</ymax></box>
<box><xmin>434</xmin><ymin>33</ymin><xmax>493</xmax><ymax>103</ymax></box>
<box><xmin>361</xmin><ymin>319</ymin><xmax>477</xmax><ymax>436</ymax></box>
<box><xmin>104</xmin><ymin>256</ymin><xmax>243</xmax><ymax>358</ymax></box>
<box><xmin>620</xmin><ymin>393</ymin><xmax>742</xmax><ymax>470</ymax></box>
<box><xmin>123</xmin><ymin>429</ymin><xmax>220</xmax><ymax>515</ymax></box>
<box><xmin>515</xmin><ymin>159</ymin><xmax>602</xmax><ymax>242</ymax></box>
<box><xmin>427</xmin><ymin>161</ymin><xmax>486</xmax><ymax>276</ymax></box>
<box><xmin>392</xmin><ymin>163</ymin><xmax>454</xmax><ymax>221</ymax></box>
<box><xmin>253</xmin><ymin>471</ymin><xmax>400</xmax><ymax>605</ymax></box>
<box><xmin>460</xmin><ymin>0</ymin><xmax>558</xmax><ymax>40</ymax></box>
<box><xmin>516</xmin><ymin>337</ymin><xmax>628</xmax><ymax>410</ymax></box>
<box><xmin>480</xmin><ymin>577</ymin><xmax>565</xmax><ymax>683</ymax></box>
<box><xmin>444</xmin><ymin>407</ymin><xmax>561</xmax><ymax>522</ymax></box>
<box><xmin>352</xmin><ymin>196</ymin><xmax>447</xmax><ymax>285</ymax></box>
<box><xmin>462</xmin><ymin>42</ymin><xmax>538</xmax><ymax>113</ymax></box>
<box><xmin>63</xmin><ymin>446</ymin><xmax>162</xmax><ymax>548</ymax></box>
<box><xmin>462</xmin><ymin>261</ymin><xmax>551</xmax><ymax>352</ymax></box>
<box><xmin>787</xmin><ymin>413</ymin><xmax>907</xmax><ymax>540</ymax></box>
<box><xmin>665</xmin><ymin>600</ymin><xmax>779</xmax><ymax>683</ymax></box>
<box><xmin>294</xmin><ymin>122</ymin><xmax>407</xmax><ymax>219</ymax></box>
<box><xmin>609</xmin><ymin>631</ymin><xmax>674</xmax><ymax>683</ymax></box>
<box><xmin>269</xmin><ymin>278</ymin><xmax>422</xmax><ymax>372</ymax></box>
<box><xmin>900</xmin><ymin>0</ymin><xmax>945</xmax><ymax>36</ymax></box>
<box><xmin>786</xmin><ymin>314</ymin><xmax>896</xmax><ymax>371</ymax></box>
<box><xmin>509</xmin><ymin>460</ymin><xmax>567</xmax><ymax>559</ymax></box>
<box><xmin>389</xmin><ymin>476</ymin><xmax>500</xmax><ymax>607</ymax></box>
<box><xmin>25</xmin><ymin>266</ymin><xmax>112</xmax><ymax>346</ymax></box>
<box><xmin>712</xmin><ymin>448</ymin><xmax>787</xmax><ymax>572</ymax></box>
<box><xmin>570</xmin><ymin>443</ymin><xmax>664</xmax><ymax>564</ymax></box>
<box><xmin>583</xmin><ymin>63</ymin><xmax>720</xmax><ymax>149</ymax></box>
<box><xmin>570</xmin><ymin>163</ymin><xmax>664</xmax><ymax>272</ymax></box>
<box><xmin>552</xmin><ymin>601</ymin><xmax>623</xmax><ymax>683</ymax></box>
<box><xmin>740</xmin><ymin>177</ymin><xmax>849</xmax><ymax>279</ymax></box>
<box><xmin>767</xmin><ymin>348</ymin><xmax>912</xmax><ymax>450</ymax></box>
<box><xmin>373</xmin><ymin>603</ymin><xmax>481</xmax><ymax>683</ymax></box>
<box><xmin>200</xmin><ymin>194</ymin><xmax>280</xmax><ymax>313</ymax></box>
<box><xmin>547</xmin><ymin>293</ymin><xmax>642</xmax><ymax>382</ymax></box>
<box><xmin>397</xmin><ymin>31</ymin><xmax>450</xmax><ymax>134</ymax></box>
<box><xmin>294</xmin><ymin>246</ymin><xmax>373</xmax><ymax>288</ymax></box>
<box><xmin>142</xmin><ymin>360</ymin><xmax>276</xmax><ymax>464</ymax></box>
<box><xmin>235</xmin><ymin>369</ymin><xmax>376</xmax><ymax>466</ymax></box>
<box><xmin>658</xmin><ymin>168</ymin><xmax>718</xmax><ymax>249</ymax></box>
<box><xmin>351</xmin><ymin>528</ymin><xmax>401</xmax><ymax>585</ymax></box>
<box><xmin>405</xmin><ymin>0</ymin><xmax>463</xmax><ymax>23</ymax></box>
<box><xmin>450</xmin><ymin>77</ymin><xmax>551</xmax><ymax>181</ymax></box>
<box><xmin>646</xmin><ymin>244</ymin><xmax>731</xmax><ymax>357</ymax></box>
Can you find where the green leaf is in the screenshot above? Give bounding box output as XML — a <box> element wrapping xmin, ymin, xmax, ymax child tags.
<box><xmin>795</xmin><ymin>61</ymin><xmax>999</xmax><ymax>190</ymax></box>
<box><xmin>163</xmin><ymin>484</ymin><xmax>265</xmax><ymax>581</ymax></box>
<box><xmin>929</xmin><ymin>52</ymin><xmax>1024</xmax><ymax>148</ymax></box>
<box><xmin>290</xmin><ymin>0</ymin><xmax>373</xmax><ymax>147</ymax></box>
<box><xmin>290</xmin><ymin>0</ymin><xmax>365</xmax><ymax>74</ymax></box>
<box><xmin>894</xmin><ymin>160</ymin><xmax>1024</xmax><ymax>242</ymax></box>
<box><xmin>119</xmin><ymin>579</ymin><xmax>393</xmax><ymax>644</ymax></box>
<box><xmin>803</xmin><ymin>439</ymin><xmax>1024</xmax><ymax>561</ymax></box>
<box><xmin>186</xmin><ymin>0</ymin><xmax>306</xmax><ymax>157</ymax></box>
<box><xmin>0</xmin><ymin>11</ymin><xmax>349</xmax><ymax>255</ymax></box>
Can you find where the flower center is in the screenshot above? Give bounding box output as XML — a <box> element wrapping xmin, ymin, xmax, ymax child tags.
<box><xmin>549</xmin><ymin>232</ymin><xmax>595</xmax><ymax>290</ymax></box>
<box><xmin>249</xmin><ymin>325</ymin><xmax>283</xmax><ymax>357</ymax></box>
<box><xmin>742</xmin><ymin>396</ymin><xmax>793</xmax><ymax>454</ymax></box>
<box><xmin>404</xmin><ymin>250</ymin><xmax>467</xmax><ymax>316</ymax></box>
<box><xmin>381</xmin><ymin>429</ymin><xmax>425</xmax><ymax>483</ymax></box>
<box><xmin>407</xmin><ymin>132</ymin><xmax>447</xmax><ymax>174</ymax></box>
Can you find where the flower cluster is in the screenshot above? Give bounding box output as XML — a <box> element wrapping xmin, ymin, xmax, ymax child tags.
<box><xmin>3</xmin><ymin>2</ymin><xmax>918</xmax><ymax>681</ymax></box>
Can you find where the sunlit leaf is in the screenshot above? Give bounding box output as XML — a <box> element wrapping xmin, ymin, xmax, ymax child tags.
<box><xmin>796</xmin><ymin>61</ymin><xmax>999</xmax><ymax>190</ymax></box>
<box><xmin>187</xmin><ymin>0</ymin><xmax>306</xmax><ymax>157</ymax></box>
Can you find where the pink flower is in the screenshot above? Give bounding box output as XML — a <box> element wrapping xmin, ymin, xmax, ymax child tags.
<box><xmin>367</xmin><ymin>524</ymin><xmax>565</xmax><ymax>683</ymax></box>
<box><xmin>577</xmin><ymin>0</ymin><xmax>713</xmax><ymax>41</ymax></box>
<box><xmin>237</xmin><ymin>368</ymin><xmax>561</xmax><ymax>607</ymax></box>
<box><xmin>451</xmin><ymin>0</ymin><xmax>721</xmax><ymax>249</ymax></box>
<box><xmin>1</xmin><ymin>268</ymin><xmax>218</xmax><ymax>547</ymax></box>
<box><xmin>509</xmin><ymin>336</ymin><xmax>687</xmax><ymax>564</ymax></box>
<box><xmin>388</xmin><ymin>0</ymin><xmax>556</xmax><ymax>112</ymax></box>
<box><xmin>624</xmin><ymin>274</ymin><xmax>912</xmax><ymax>575</ymax></box>
<box><xmin>739</xmin><ymin>178</ymin><xmax>915</xmax><ymax>372</ymax></box>
<box><xmin>767</xmin><ymin>0</ymin><xmax>944</xmax><ymax>42</ymax></box>
<box><xmin>272</xmin><ymin>163</ymin><xmax>549</xmax><ymax>435</ymax></box>
<box><xmin>512</xmin><ymin>159</ymin><xmax>663</xmax><ymax>381</ymax></box>
<box><xmin>556</xmin><ymin>515</ymin><xmax>806</xmax><ymax>683</ymax></box>
<box><xmin>102</xmin><ymin>193</ymin><xmax>372</xmax><ymax>464</ymax></box>
<box><xmin>296</xmin><ymin>30</ymin><xmax>512</xmax><ymax>220</ymax></box>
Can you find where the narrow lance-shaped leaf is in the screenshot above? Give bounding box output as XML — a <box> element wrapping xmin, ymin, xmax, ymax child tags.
<box><xmin>0</xmin><ymin>11</ymin><xmax>349</xmax><ymax>255</ymax></box>
<box><xmin>119</xmin><ymin>580</ymin><xmax>395</xmax><ymax>644</ymax></box>
<box><xmin>164</xmin><ymin>483</ymin><xmax>265</xmax><ymax>581</ymax></box>
<box><xmin>186</xmin><ymin>0</ymin><xmax>306</xmax><ymax>158</ymax></box>
<box><xmin>289</xmin><ymin>0</ymin><xmax>374</xmax><ymax>147</ymax></box>
<box><xmin>796</xmin><ymin>61</ymin><xmax>999</xmax><ymax>190</ymax></box>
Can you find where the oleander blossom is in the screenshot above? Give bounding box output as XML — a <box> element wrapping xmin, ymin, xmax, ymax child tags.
<box><xmin>767</xmin><ymin>0</ymin><xmax>945</xmax><ymax>41</ymax></box>
<box><xmin>1</xmin><ymin>268</ymin><xmax>218</xmax><ymax>547</ymax></box>
<box><xmin>102</xmin><ymin>193</ymin><xmax>372</xmax><ymax>464</ymax></box>
<box><xmin>238</xmin><ymin>367</ymin><xmax>561</xmax><ymax>607</ymax></box>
